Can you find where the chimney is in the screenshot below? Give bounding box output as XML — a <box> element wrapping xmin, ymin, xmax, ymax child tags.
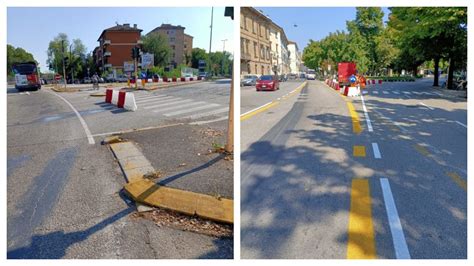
<box><xmin>133</xmin><ymin>24</ymin><xmax>137</xmax><ymax>29</ymax></box>
<box><xmin>124</xmin><ymin>23</ymin><xmax>130</xmax><ymax>27</ymax></box>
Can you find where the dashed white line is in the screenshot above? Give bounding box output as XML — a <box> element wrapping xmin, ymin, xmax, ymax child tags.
<box><xmin>47</xmin><ymin>89</ymin><xmax>95</xmax><ymax>144</ymax></box>
<box><xmin>380</xmin><ymin>178</ymin><xmax>411</xmax><ymax>259</ymax></box>
<box><xmin>372</xmin><ymin>143</ymin><xmax>381</xmax><ymax>159</ymax></box>
<box><xmin>455</xmin><ymin>121</ymin><xmax>467</xmax><ymax>128</ymax></box>
<box><xmin>360</xmin><ymin>94</ymin><xmax>373</xmax><ymax>132</ymax></box>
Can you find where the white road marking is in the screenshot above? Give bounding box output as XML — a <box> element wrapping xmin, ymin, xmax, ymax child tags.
<box><xmin>383</xmin><ymin>91</ymin><xmax>389</xmax><ymax>94</ymax></box>
<box><xmin>372</xmin><ymin>91</ymin><xmax>379</xmax><ymax>94</ymax></box>
<box><xmin>372</xmin><ymin>143</ymin><xmax>381</xmax><ymax>159</ymax></box>
<box><xmin>152</xmin><ymin>101</ymin><xmax>207</xmax><ymax>113</ymax></box>
<box><xmin>189</xmin><ymin>116</ymin><xmax>228</xmax><ymax>125</ymax></box>
<box><xmin>455</xmin><ymin>121</ymin><xmax>467</xmax><ymax>128</ymax></box>
<box><xmin>181</xmin><ymin>107</ymin><xmax>229</xmax><ymax>119</ymax></box>
<box><xmin>134</xmin><ymin>94</ymin><xmax>169</xmax><ymax>100</ymax></box>
<box><xmin>164</xmin><ymin>103</ymin><xmax>219</xmax><ymax>116</ymax></box>
<box><xmin>402</xmin><ymin>91</ymin><xmax>411</xmax><ymax>95</ymax></box>
<box><xmin>47</xmin><ymin>90</ymin><xmax>95</xmax><ymax>144</ymax></box>
<box><xmin>142</xmin><ymin>99</ymin><xmax>192</xmax><ymax>109</ymax></box>
<box><xmin>434</xmin><ymin>92</ymin><xmax>443</xmax><ymax>97</ymax></box>
<box><xmin>393</xmin><ymin>91</ymin><xmax>400</xmax><ymax>95</ymax></box>
<box><xmin>135</xmin><ymin>96</ymin><xmax>175</xmax><ymax>103</ymax></box>
<box><xmin>419</xmin><ymin>102</ymin><xmax>434</xmax><ymax>110</ymax></box>
<box><xmin>380</xmin><ymin>178</ymin><xmax>411</xmax><ymax>259</ymax></box>
<box><xmin>360</xmin><ymin>94</ymin><xmax>373</xmax><ymax>132</ymax></box>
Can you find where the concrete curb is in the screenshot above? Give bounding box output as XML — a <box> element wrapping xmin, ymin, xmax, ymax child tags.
<box><xmin>108</xmin><ymin>140</ymin><xmax>234</xmax><ymax>223</ymax></box>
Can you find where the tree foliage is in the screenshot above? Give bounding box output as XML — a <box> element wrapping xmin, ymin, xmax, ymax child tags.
<box><xmin>7</xmin><ymin>44</ymin><xmax>36</xmax><ymax>76</ymax></box>
<box><xmin>141</xmin><ymin>33</ymin><xmax>172</xmax><ymax>67</ymax></box>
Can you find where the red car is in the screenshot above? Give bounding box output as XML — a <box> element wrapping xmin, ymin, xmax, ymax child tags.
<box><xmin>256</xmin><ymin>75</ymin><xmax>279</xmax><ymax>91</ymax></box>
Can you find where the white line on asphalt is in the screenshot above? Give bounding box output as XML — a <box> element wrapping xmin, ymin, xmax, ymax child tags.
<box><xmin>182</xmin><ymin>107</ymin><xmax>229</xmax><ymax>119</ymax></box>
<box><xmin>455</xmin><ymin>121</ymin><xmax>467</xmax><ymax>128</ymax></box>
<box><xmin>383</xmin><ymin>91</ymin><xmax>389</xmax><ymax>94</ymax></box>
<box><xmin>47</xmin><ymin>89</ymin><xmax>95</xmax><ymax>144</ymax></box>
<box><xmin>164</xmin><ymin>103</ymin><xmax>220</xmax><ymax>116</ymax></box>
<box><xmin>360</xmin><ymin>94</ymin><xmax>373</xmax><ymax>132</ymax></box>
<box><xmin>189</xmin><ymin>116</ymin><xmax>228</xmax><ymax>125</ymax></box>
<box><xmin>142</xmin><ymin>99</ymin><xmax>193</xmax><ymax>109</ymax></box>
<box><xmin>135</xmin><ymin>96</ymin><xmax>175</xmax><ymax>103</ymax></box>
<box><xmin>372</xmin><ymin>91</ymin><xmax>379</xmax><ymax>94</ymax></box>
<box><xmin>372</xmin><ymin>143</ymin><xmax>382</xmax><ymax>159</ymax></box>
<box><xmin>380</xmin><ymin>178</ymin><xmax>411</xmax><ymax>259</ymax></box>
<box><xmin>434</xmin><ymin>92</ymin><xmax>443</xmax><ymax>97</ymax></box>
<box><xmin>152</xmin><ymin>101</ymin><xmax>207</xmax><ymax>113</ymax></box>
<box><xmin>241</xmin><ymin>101</ymin><xmax>273</xmax><ymax>117</ymax></box>
<box><xmin>402</xmin><ymin>91</ymin><xmax>411</xmax><ymax>95</ymax></box>
<box><xmin>393</xmin><ymin>91</ymin><xmax>400</xmax><ymax>95</ymax></box>
<box><xmin>419</xmin><ymin>102</ymin><xmax>434</xmax><ymax>110</ymax></box>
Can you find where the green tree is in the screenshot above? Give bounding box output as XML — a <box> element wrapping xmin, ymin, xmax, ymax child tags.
<box><xmin>47</xmin><ymin>33</ymin><xmax>69</xmax><ymax>75</ymax></box>
<box><xmin>191</xmin><ymin>48</ymin><xmax>208</xmax><ymax>69</ymax></box>
<box><xmin>7</xmin><ymin>44</ymin><xmax>36</xmax><ymax>76</ymax></box>
<box><xmin>141</xmin><ymin>33</ymin><xmax>172</xmax><ymax>67</ymax></box>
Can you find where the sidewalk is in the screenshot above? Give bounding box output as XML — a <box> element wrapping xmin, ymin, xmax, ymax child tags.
<box><xmin>119</xmin><ymin>123</ymin><xmax>233</xmax><ymax>199</ymax></box>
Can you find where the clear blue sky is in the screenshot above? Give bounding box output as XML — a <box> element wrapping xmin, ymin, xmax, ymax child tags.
<box><xmin>7</xmin><ymin>7</ymin><xmax>233</xmax><ymax>71</ymax></box>
<box><xmin>257</xmin><ymin>7</ymin><xmax>390</xmax><ymax>51</ymax></box>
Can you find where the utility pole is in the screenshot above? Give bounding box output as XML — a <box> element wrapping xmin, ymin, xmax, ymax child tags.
<box><xmin>208</xmin><ymin>7</ymin><xmax>214</xmax><ymax>77</ymax></box>
<box><xmin>61</xmin><ymin>40</ymin><xmax>67</xmax><ymax>88</ymax></box>
<box><xmin>223</xmin><ymin>7</ymin><xmax>233</xmax><ymax>153</ymax></box>
<box><xmin>70</xmin><ymin>44</ymin><xmax>74</xmax><ymax>84</ymax></box>
<box><xmin>221</xmin><ymin>39</ymin><xmax>227</xmax><ymax>75</ymax></box>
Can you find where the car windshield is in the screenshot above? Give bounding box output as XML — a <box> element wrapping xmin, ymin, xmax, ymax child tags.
<box><xmin>244</xmin><ymin>75</ymin><xmax>256</xmax><ymax>79</ymax></box>
<box><xmin>307</xmin><ymin>70</ymin><xmax>316</xmax><ymax>74</ymax></box>
<box><xmin>259</xmin><ymin>75</ymin><xmax>273</xmax><ymax>81</ymax></box>
<box><xmin>13</xmin><ymin>64</ymin><xmax>37</xmax><ymax>75</ymax></box>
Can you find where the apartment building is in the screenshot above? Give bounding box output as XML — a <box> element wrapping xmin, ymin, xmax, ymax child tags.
<box><xmin>240</xmin><ymin>7</ymin><xmax>272</xmax><ymax>76</ymax></box>
<box><xmin>269</xmin><ymin>22</ymin><xmax>290</xmax><ymax>75</ymax></box>
<box><xmin>288</xmin><ymin>41</ymin><xmax>301</xmax><ymax>75</ymax></box>
<box><xmin>95</xmin><ymin>23</ymin><xmax>142</xmax><ymax>73</ymax></box>
<box><xmin>147</xmin><ymin>24</ymin><xmax>193</xmax><ymax>67</ymax></box>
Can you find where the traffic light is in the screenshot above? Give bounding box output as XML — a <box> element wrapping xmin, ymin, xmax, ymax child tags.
<box><xmin>131</xmin><ymin>47</ymin><xmax>136</xmax><ymax>59</ymax></box>
<box><xmin>224</xmin><ymin>7</ymin><xmax>234</xmax><ymax>20</ymax></box>
<box><xmin>64</xmin><ymin>56</ymin><xmax>69</xmax><ymax>67</ymax></box>
<box><xmin>131</xmin><ymin>47</ymin><xmax>141</xmax><ymax>59</ymax></box>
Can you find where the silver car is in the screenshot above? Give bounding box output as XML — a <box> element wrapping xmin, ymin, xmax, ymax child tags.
<box><xmin>241</xmin><ymin>74</ymin><xmax>258</xmax><ymax>86</ymax></box>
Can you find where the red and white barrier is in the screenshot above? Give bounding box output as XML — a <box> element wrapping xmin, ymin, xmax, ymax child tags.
<box><xmin>105</xmin><ymin>89</ymin><xmax>137</xmax><ymax>111</ymax></box>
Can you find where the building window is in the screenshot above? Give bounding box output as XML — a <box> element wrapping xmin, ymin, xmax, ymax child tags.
<box><xmin>255</xmin><ymin>64</ymin><xmax>258</xmax><ymax>74</ymax></box>
<box><xmin>241</xmin><ymin>38</ymin><xmax>245</xmax><ymax>54</ymax></box>
<box><xmin>267</xmin><ymin>46</ymin><xmax>271</xmax><ymax>60</ymax></box>
<box><xmin>170</xmin><ymin>37</ymin><xmax>175</xmax><ymax>42</ymax></box>
<box><xmin>260</xmin><ymin>25</ymin><xmax>264</xmax><ymax>37</ymax></box>
<box><xmin>260</xmin><ymin>45</ymin><xmax>265</xmax><ymax>58</ymax></box>
<box><xmin>252</xmin><ymin>20</ymin><xmax>256</xmax><ymax>34</ymax></box>
<box><xmin>261</xmin><ymin>66</ymin><xmax>264</xmax><ymax>74</ymax></box>
<box><xmin>241</xmin><ymin>14</ymin><xmax>244</xmax><ymax>28</ymax></box>
<box><xmin>247</xmin><ymin>63</ymin><xmax>251</xmax><ymax>74</ymax></box>
<box><xmin>254</xmin><ymin>42</ymin><xmax>258</xmax><ymax>58</ymax></box>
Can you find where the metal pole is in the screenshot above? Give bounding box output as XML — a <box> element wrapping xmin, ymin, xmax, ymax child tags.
<box><xmin>208</xmin><ymin>7</ymin><xmax>214</xmax><ymax>76</ymax></box>
<box><xmin>225</xmin><ymin>69</ymin><xmax>234</xmax><ymax>153</ymax></box>
<box><xmin>70</xmin><ymin>44</ymin><xmax>74</xmax><ymax>84</ymax></box>
<box><xmin>61</xmin><ymin>40</ymin><xmax>67</xmax><ymax>88</ymax></box>
<box><xmin>221</xmin><ymin>39</ymin><xmax>227</xmax><ymax>75</ymax></box>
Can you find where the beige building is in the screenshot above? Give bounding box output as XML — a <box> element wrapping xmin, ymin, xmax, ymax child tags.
<box><xmin>240</xmin><ymin>7</ymin><xmax>272</xmax><ymax>76</ymax></box>
<box><xmin>147</xmin><ymin>24</ymin><xmax>193</xmax><ymax>67</ymax></box>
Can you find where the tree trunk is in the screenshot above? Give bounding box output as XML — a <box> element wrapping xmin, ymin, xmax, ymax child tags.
<box><xmin>433</xmin><ymin>57</ymin><xmax>440</xmax><ymax>86</ymax></box>
<box><xmin>447</xmin><ymin>57</ymin><xmax>455</xmax><ymax>90</ymax></box>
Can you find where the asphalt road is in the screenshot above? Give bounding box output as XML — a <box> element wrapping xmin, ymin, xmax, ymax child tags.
<box><xmin>240</xmin><ymin>78</ymin><xmax>466</xmax><ymax>259</ymax></box>
<box><xmin>7</xmin><ymin>82</ymin><xmax>232</xmax><ymax>259</ymax></box>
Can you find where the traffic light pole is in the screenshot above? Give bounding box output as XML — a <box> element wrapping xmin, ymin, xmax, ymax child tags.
<box><xmin>225</xmin><ymin>70</ymin><xmax>234</xmax><ymax>153</ymax></box>
<box><xmin>62</xmin><ymin>40</ymin><xmax>67</xmax><ymax>88</ymax></box>
<box><xmin>134</xmin><ymin>56</ymin><xmax>138</xmax><ymax>89</ymax></box>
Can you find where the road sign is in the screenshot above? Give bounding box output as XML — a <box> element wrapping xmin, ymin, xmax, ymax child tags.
<box><xmin>141</xmin><ymin>53</ymin><xmax>154</xmax><ymax>69</ymax></box>
<box><xmin>54</xmin><ymin>74</ymin><xmax>62</xmax><ymax>80</ymax></box>
<box><xmin>124</xmin><ymin>61</ymin><xmax>134</xmax><ymax>72</ymax></box>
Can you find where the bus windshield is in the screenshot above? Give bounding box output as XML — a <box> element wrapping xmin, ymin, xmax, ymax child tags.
<box><xmin>13</xmin><ymin>63</ymin><xmax>37</xmax><ymax>75</ymax></box>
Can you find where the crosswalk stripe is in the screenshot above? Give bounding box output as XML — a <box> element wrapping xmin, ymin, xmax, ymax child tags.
<box><xmin>143</xmin><ymin>99</ymin><xmax>193</xmax><ymax>109</ymax></box>
<box><xmin>372</xmin><ymin>91</ymin><xmax>379</xmax><ymax>94</ymax></box>
<box><xmin>402</xmin><ymin>91</ymin><xmax>411</xmax><ymax>95</ymax></box>
<box><xmin>152</xmin><ymin>101</ymin><xmax>207</xmax><ymax>113</ymax></box>
<box><xmin>134</xmin><ymin>94</ymin><xmax>169</xmax><ymax>100</ymax></box>
<box><xmin>383</xmin><ymin>91</ymin><xmax>389</xmax><ymax>94</ymax></box>
<box><xmin>164</xmin><ymin>103</ymin><xmax>220</xmax><ymax>116</ymax></box>
<box><xmin>181</xmin><ymin>107</ymin><xmax>229</xmax><ymax>119</ymax></box>
<box><xmin>136</xmin><ymin>96</ymin><xmax>175</xmax><ymax>103</ymax></box>
<box><xmin>393</xmin><ymin>91</ymin><xmax>400</xmax><ymax>95</ymax></box>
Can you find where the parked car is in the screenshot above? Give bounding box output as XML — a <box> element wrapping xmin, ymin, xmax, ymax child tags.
<box><xmin>116</xmin><ymin>75</ymin><xmax>129</xmax><ymax>82</ymax></box>
<box><xmin>198</xmin><ymin>72</ymin><xmax>209</xmax><ymax>79</ymax></box>
<box><xmin>83</xmin><ymin>77</ymin><xmax>92</xmax><ymax>84</ymax></box>
<box><xmin>279</xmin><ymin>74</ymin><xmax>288</xmax><ymax>82</ymax></box>
<box><xmin>256</xmin><ymin>75</ymin><xmax>279</xmax><ymax>91</ymax></box>
<box><xmin>12</xmin><ymin>62</ymin><xmax>41</xmax><ymax>91</ymax></box>
<box><xmin>241</xmin><ymin>74</ymin><xmax>258</xmax><ymax>86</ymax></box>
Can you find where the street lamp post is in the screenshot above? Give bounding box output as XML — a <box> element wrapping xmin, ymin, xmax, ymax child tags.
<box><xmin>208</xmin><ymin>7</ymin><xmax>214</xmax><ymax>77</ymax></box>
<box><xmin>61</xmin><ymin>40</ymin><xmax>67</xmax><ymax>88</ymax></box>
<box><xmin>221</xmin><ymin>39</ymin><xmax>228</xmax><ymax>75</ymax></box>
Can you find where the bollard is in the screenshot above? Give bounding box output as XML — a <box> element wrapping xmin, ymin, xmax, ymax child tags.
<box><xmin>141</xmin><ymin>78</ymin><xmax>146</xmax><ymax>88</ymax></box>
<box><xmin>127</xmin><ymin>79</ymin><xmax>130</xmax><ymax>88</ymax></box>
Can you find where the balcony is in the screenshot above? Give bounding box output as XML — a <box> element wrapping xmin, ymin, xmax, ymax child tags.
<box><xmin>104</xmin><ymin>51</ymin><xmax>111</xmax><ymax>57</ymax></box>
<box><xmin>241</xmin><ymin>52</ymin><xmax>252</xmax><ymax>61</ymax></box>
<box><xmin>103</xmin><ymin>40</ymin><xmax>111</xmax><ymax>45</ymax></box>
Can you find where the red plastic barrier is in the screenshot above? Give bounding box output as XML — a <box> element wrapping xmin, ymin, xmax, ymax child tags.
<box><xmin>336</xmin><ymin>83</ymin><xmax>340</xmax><ymax>90</ymax></box>
<box><xmin>190</xmin><ymin>77</ymin><xmax>194</xmax><ymax>81</ymax></box>
<box><xmin>197</xmin><ymin>77</ymin><xmax>202</xmax><ymax>80</ymax></box>
<box><xmin>372</xmin><ymin>80</ymin><xmax>375</xmax><ymax>84</ymax></box>
<box><xmin>181</xmin><ymin>77</ymin><xmax>186</xmax><ymax>81</ymax></box>
<box><xmin>378</xmin><ymin>79</ymin><xmax>382</xmax><ymax>84</ymax></box>
<box><xmin>105</xmin><ymin>89</ymin><xmax>113</xmax><ymax>103</ymax></box>
<box><xmin>117</xmin><ymin>91</ymin><xmax>126</xmax><ymax>108</ymax></box>
<box><xmin>163</xmin><ymin>77</ymin><xmax>168</xmax><ymax>82</ymax></box>
<box><xmin>172</xmin><ymin>77</ymin><xmax>177</xmax><ymax>82</ymax></box>
<box><xmin>344</xmin><ymin>86</ymin><xmax>349</xmax><ymax>96</ymax></box>
<box><xmin>153</xmin><ymin>78</ymin><xmax>158</xmax><ymax>82</ymax></box>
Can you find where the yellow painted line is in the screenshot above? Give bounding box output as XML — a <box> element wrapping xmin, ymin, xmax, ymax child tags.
<box><xmin>446</xmin><ymin>172</ymin><xmax>467</xmax><ymax>191</ymax></box>
<box><xmin>347</xmin><ymin>102</ymin><xmax>363</xmax><ymax>134</ymax></box>
<box><xmin>353</xmin><ymin>146</ymin><xmax>366</xmax><ymax>157</ymax></box>
<box><xmin>413</xmin><ymin>144</ymin><xmax>430</xmax><ymax>157</ymax></box>
<box><xmin>347</xmin><ymin>178</ymin><xmax>376</xmax><ymax>259</ymax></box>
<box><xmin>240</xmin><ymin>81</ymin><xmax>307</xmax><ymax>121</ymax></box>
<box><xmin>240</xmin><ymin>101</ymin><xmax>279</xmax><ymax>121</ymax></box>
